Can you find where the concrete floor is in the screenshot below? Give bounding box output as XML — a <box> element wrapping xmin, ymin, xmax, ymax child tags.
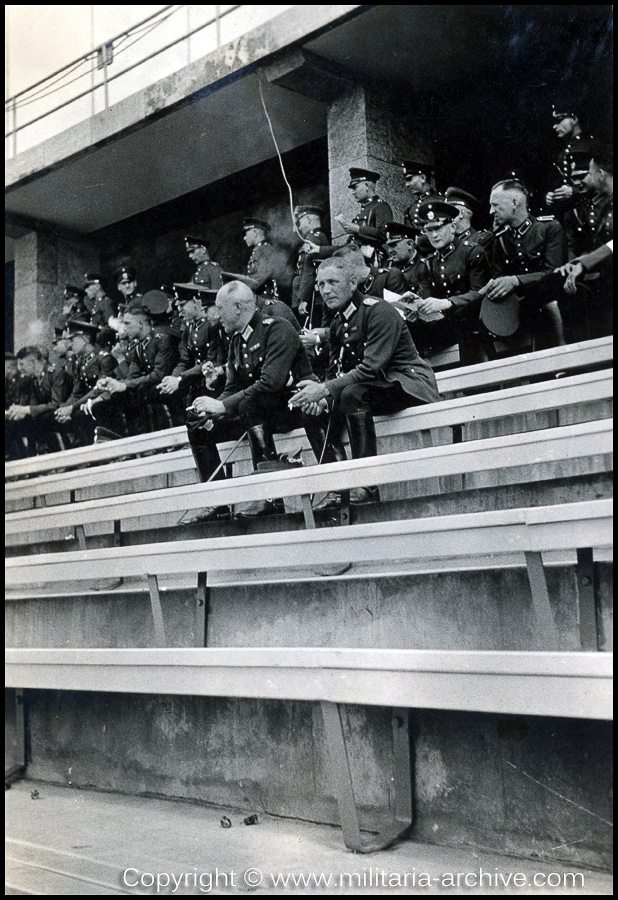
<box><xmin>5</xmin><ymin>781</ymin><xmax>613</xmax><ymax>895</ymax></box>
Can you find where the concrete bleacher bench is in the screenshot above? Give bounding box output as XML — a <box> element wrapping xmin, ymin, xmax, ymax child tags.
<box><xmin>5</xmin><ymin>336</ymin><xmax>612</xmax><ymax>488</ymax></box>
<box><xmin>5</xmin><ymin>367</ymin><xmax>613</xmax><ymax>511</ymax></box>
<box><xmin>6</xmin><ymin>496</ymin><xmax>613</xmax><ymax>652</ymax></box>
<box><xmin>5</xmin><ymin>418</ymin><xmax>613</xmax><ymax>542</ymax></box>
<box><xmin>6</xmin><ymin>645</ymin><xmax>613</xmax><ymax>852</ymax></box>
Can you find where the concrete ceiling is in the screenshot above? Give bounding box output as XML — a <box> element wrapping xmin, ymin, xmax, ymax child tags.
<box><xmin>5</xmin><ymin>4</ymin><xmax>612</xmax><ymax>247</ymax></box>
<box><xmin>5</xmin><ymin>74</ymin><xmax>327</xmax><ymax>236</ymax></box>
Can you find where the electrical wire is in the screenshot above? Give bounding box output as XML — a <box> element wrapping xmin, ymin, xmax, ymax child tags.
<box><xmin>257</xmin><ymin>74</ymin><xmax>304</xmax><ymax>241</ymax></box>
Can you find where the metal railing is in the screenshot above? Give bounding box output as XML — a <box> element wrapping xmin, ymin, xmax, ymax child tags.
<box><xmin>5</xmin><ymin>4</ymin><xmax>264</xmax><ymax>158</ymax></box>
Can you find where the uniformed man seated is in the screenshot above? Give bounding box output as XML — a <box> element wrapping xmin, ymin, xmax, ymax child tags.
<box><xmin>54</xmin><ymin>320</ymin><xmax>119</xmax><ymax>445</ymax></box>
<box><xmin>221</xmin><ymin>271</ymin><xmax>300</xmax><ymax>331</ymax></box>
<box><xmin>157</xmin><ymin>283</ymin><xmax>227</xmax><ymax>405</ymax></box>
<box><xmin>94</xmin><ymin>306</ymin><xmax>179</xmax><ymax>435</ymax></box>
<box><xmin>481</xmin><ymin>179</ymin><xmax>567</xmax><ymax>349</ymax></box>
<box><xmin>182</xmin><ymin>280</ymin><xmax>320</xmax><ymax>522</ymax></box>
<box><xmin>445</xmin><ymin>187</ymin><xmax>493</xmax><ymax>250</ymax></box>
<box><xmin>184</xmin><ymin>235</ymin><xmax>223</xmax><ymax>290</ymax></box>
<box><xmin>290</xmin><ymin>257</ymin><xmax>440</xmax><ymax>509</ymax></box>
<box><xmin>5</xmin><ymin>345</ymin><xmax>73</xmax><ymax>456</ymax></box>
<box><xmin>335</xmin><ymin>168</ymin><xmax>393</xmax><ymax>267</ymax></box>
<box><xmin>383</xmin><ymin>222</ymin><xmax>424</xmax><ymax>293</ymax></box>
<box><xmin>58</xmin><ymin>284</ymin><xmax>89</xmax><ymax>330</ymax></box>
<box><xmin>242</xmin><ymin>219</ymin><xmax>279</xmax><ymax>299</ymax></box>
<box><xmin>409</xmin><ymin>198</ymin><xmax>492</xmax><ymax>365</ymax></box>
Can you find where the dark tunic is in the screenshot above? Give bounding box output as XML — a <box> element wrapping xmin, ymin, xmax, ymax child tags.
<box><xmin>325</xmin><ymin>291</ymin><xmax>440</xmax><ymax>406</ymax></box>
<box><xmin>193</xmin><ymin>260</ymin><xmax>223</xmax><ymax>290</ymax></box>
<box><xmin>220</xmin><ymin>310</ymin><xmax>315</xmax><ymax>416</ymax></box>
<box><xmin>246</xmin><ymin>241</ymin><xmax>278</xmax><ymax>297</ymax></box>
<box><xmin>125</xmin><ymin>331</ymin><xmax>178</xmax><ymax>390</ymax></box>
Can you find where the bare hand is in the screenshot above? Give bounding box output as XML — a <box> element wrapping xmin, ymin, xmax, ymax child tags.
<box><xmin>190</xmin><ymin>395</ymin><xmax>225</xmax><ymax>417</ymax></box>
<box><xmin>158</xmin><ymin>375</ymin><xmax>180</xmax><ymax>395</ymax></box>
<box><xmin>416</xmin><ymin>298</ymin><xmax>451</xmax><ymax>320</ymax></box>
<box><xmin>563</xmin><ymin>261</ymin><xmax>584</xmax><ymax>295</ymax></box>
<box><xmin>289</xmin><ymin>379</ymin><xmax>328</xmax><ymax>408</ymax></box>
<box><xmin>97</xmin><ymin>377</ymin><xmax>126</xmax><ymax>394</ymax></box>
<box><xmin>552</xmin><ymin>185</ymin><xmax>573</xmax><ymax>201</ymax></box>
<box><xmin>335</xmin><ymin>214</ymin><xmax>356</xmax><ymax>234</ymax></box>
<box><xmin>55</xmin><ymin>406</ymin><xmax>73</xmax><ymax>423</ymax></box>
<box><xmin>7</xmin><ymin>404</ymin><xmax>29</xmax><ymax>421</ymax></box>
<box><xmin>482</xmin><ymin>276</ymin><xmax>519</xmax><ymax>302</ymax></box>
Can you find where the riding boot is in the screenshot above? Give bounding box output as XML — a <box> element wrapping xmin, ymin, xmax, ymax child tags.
<box><xmin>345</xmin><ymin>411</ymin><xmax>380</xmax><ymax>504</ymax></box>
<box><xmin>181</xmin><ymin>442</ymin><xmax>231</xmax><ymax>524</ymax></box>
<box><xmin>235</xmin><ymin>424</ymin><xmax>285</xmax><ymax>518</ymax></box>
<box><xmin>304</xmin><ymin>418</ymin><xmax>347</xmax><ymax>510</ymax></box>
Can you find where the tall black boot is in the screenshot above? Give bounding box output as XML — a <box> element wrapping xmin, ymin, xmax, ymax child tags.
<box><xmin>304</xmin><ymin>418</ymin><xmax>347</xmax><ymax>510</ymax></box>
<box><xmin>235</xmin><ymin>424</ymin><xmax>286</xmax><ymax>519</ymax></box>
<box><xmin>345</xmin><ymin>411</ymin><xmax>379</xmax><ymax>503</ymax></box>
<box><xmin>181</xmin><ymin>437</ymin><xmax>231</xmax><ymax>524</ymax></box>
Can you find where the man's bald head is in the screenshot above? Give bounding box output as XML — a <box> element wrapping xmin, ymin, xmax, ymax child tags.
<box><xmin>215</xmin><ymin>280</ymin><xmax>257</xmax><ymax>334</ymax></box>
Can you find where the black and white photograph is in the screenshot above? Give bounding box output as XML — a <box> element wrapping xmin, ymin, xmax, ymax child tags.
<box><xmin>5</xmin><ymin>4</ymin><xmax>613</xmax><ymax>894</ymax></box>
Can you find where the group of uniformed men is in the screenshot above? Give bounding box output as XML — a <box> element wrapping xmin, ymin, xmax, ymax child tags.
<box><xmin>6</xmin><ymin>104</ymin><xmax>613</xmax><ymax>520</ymax></box>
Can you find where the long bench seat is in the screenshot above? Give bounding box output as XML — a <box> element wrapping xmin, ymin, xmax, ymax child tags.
<box><xmin>6</xmin><ymin>498</ymin><xmax>612</xmax><ymax>652</ymax></box>
<box><xmin>6</xmin><ymin>336</ymin><xmax>612</xmax><ymax>483</ymax></box>
<box><xmin>5</xmin><ymin>367</ymin><xmax>613</xmax><ymax>509</ymax></box>
<box><xmin>5</xmin><ymin>419</ymin><xmax>613</xmax><ymax>542</ymax></box>
<box><xmin>6</xmin><ymin>646</ymin><xmax>613</xmax><ymax>853</ymax></box>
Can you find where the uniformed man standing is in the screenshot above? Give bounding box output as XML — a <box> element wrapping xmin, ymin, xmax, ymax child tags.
<box><xmin>185</xmin><ymin>236</ymin><xmax>223</xmax><ymax>290</ymax></box>
<box><xmin>546</xmin><ymin>106</ymin><xmax>591</xmax><ymax>216</ymax></box>
<box><xmin>290</xmin><ymin>257</ymin><xmax>440</xmax><ymax>508</ymax></box>
<box><xmin>5</xmin><ymin>345</ymin><xmax>73</xmax><ymax>455</ymax></box>
<box><xmin>445</xmin><ymin>187</ymin><xmax>494</xmax><ymax>250</ymax></box>
<box><xmin>402</xmin><ymin>161</ymin><xmax>436</xmax><ymax>231</ymax></box>
<box><xmin>83</xmin><ymin>273</ymin><xmax>116</xmax><ymax>332</ymax></box>
<box><xmin>58</xmin><ymin>284</ymin><xmax>89</xmax><ymax>330</ymax></box>
<box><xmin>54</xmin><ymin>321</ymin><xmax>119</xmax><ymax>444</ymax></box>
<box><xmin>184</xmin><ymin>280</ymin><xmax>318</xmax><ymax>521</ymax></box>
<box><xmin>292</xmin><ymin>205</ymin><xmax>330</xmax><ymax>322</ymax></box>
<box><xmin>114</xmin><ymin>266</ymin><xmax>143</xmax><ymax>312</ymax></box>
<box><xmin>335</xmin><ymin>168</ymin><xmax>393</xmax><ymax>266</ymax></box>
<box><xmin>95</xmin><ymin>306</ymin><xmax>179</xmax><ymax>434</ymax></box>
<box><xmin>482</xmin><ymin>179</ymin><xmax>567</xmax><ymax>348</ymax></box>
<box><xmin>243</xmin><ymin>219</ymin><xmax>278</xmax><ymax>299</ymax></box>
<box><xmin>383</xmin><ymin>222</ymin><xmax>424</xmax><ymax>292</ymax></box>
<box><xmin>410</xmin><ymin>199</ymin><xmax>492</xmax><ymax>364</ymax></box>
<box><xmin>558</xmin><ymin>146</ymin><xmax>613</xmax><ymax>340</ymax></box>
<box><xmin>157</xmin><ymin>283</ymin><xmax>227</xmax><ymax>405</ymax></box>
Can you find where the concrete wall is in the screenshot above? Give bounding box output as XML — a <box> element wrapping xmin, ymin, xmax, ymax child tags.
<box><xmin>22</xmin><ymin>689</ymin><xmax>613</xmax><ymax>869</ymax></box>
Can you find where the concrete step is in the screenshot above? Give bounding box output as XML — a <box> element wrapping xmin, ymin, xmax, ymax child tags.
<box><xmin>5</xmin><ymin>780</ymin><xmax>612</xmax><ymax>894</ymax></box>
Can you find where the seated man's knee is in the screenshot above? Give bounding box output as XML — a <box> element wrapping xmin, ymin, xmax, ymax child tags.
<box><xmin>338</xmin><ymin>384</ymin><xmax>369</xmax><ymax>415</ymax></box>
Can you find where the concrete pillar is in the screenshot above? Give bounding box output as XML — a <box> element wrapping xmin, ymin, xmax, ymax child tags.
<box><xmin>327</xmin><ymin>85</ymin><xmax>434</xmax><ymax>241</ymax></box>
<box><xmin>13</xmin><ymin>231</ymin><xmax>98</xmax><ymax>350</ymax></box>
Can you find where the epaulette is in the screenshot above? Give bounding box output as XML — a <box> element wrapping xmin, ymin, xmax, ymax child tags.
<box><xmin>536</xmin><ymin>215</ymin><xmax>555</xmax><ymax>222</ymax></box>
<box><xmin>263</xmin><ymin>318</ymin><xmax>274</xmax><ymax>325</ymax></box>
<box><xmin>363</xmin><ymin>297</ymin><xmax>380</xmax><ymax>306</ymax></box>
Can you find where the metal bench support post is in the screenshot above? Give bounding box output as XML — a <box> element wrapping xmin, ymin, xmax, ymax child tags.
<box><xmin>576</xmin><ymin>548</ymin><xmax>599</xmax><ymax>650</ymax></box>
<box><xmin>147</xmin><ymin>574</ymin><xmax>167</xmax><ymax>646</ymax></box>
<box><xmin>320</xmin><ymin>701</ymin><xmax>413</xmax><ymax>853</ymax></box>
<box><xmin>524</xmin><ymin>551</ymin><xmax>560</xmax><ymax>650</ymax></box>
<box><xmin>196</xmin><ymin>572</ymin><xmax>209</xmax><ymax>648</ymax></box>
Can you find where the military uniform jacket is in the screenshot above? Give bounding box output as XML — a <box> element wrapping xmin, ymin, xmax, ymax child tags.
<box><xmin>359</xmin><ymin>265</ymin><xmax>407</xmax><ymax>298</ymax></box>
<box><xmin>172</xmin><ymin>317</ymin><xmax>227</xmax><ymax>383</ymax></box>
<box><xmin>220</xmin><ymin>310</ymin><xmax>316</xmax><ymax>416</ymax></box>
<box><xmin>590</xmin><ymin>193</ymin><xmax>613</xmax><ymax>246</ymax></box>
<box><xmin>84</xmin><ymin>294</ymin><xmax>115</xmax><ymax>329</ymax></box>
<box><xmin>28</xmin><ymin>364</ymin><xmax>73</xmax><ymax>417</ymax></box>
<box><xmin>393</xmin><ymin>257</ymin><xmax>425</xmax><ymax>292</ymax></box>
<box><xmin>563</xmin><ymin>196</ymin><xmax>596</xmax><ymax>259</ymax></box>
<box><xmin>255</xmin><ymin>295</ymin><xmax>300</xmax><ymax>332</ymax></box>
<box><xmin>556</xmin><ymin>133</ymin><xmax>592</xmax><ymax>186</ymax></box>
<box><xmin>404</xmin><ymin>190</ymin><xmax>433</xmax><ymax>231</ymax></box>
<box><xmin>67</xmin><ymin>349</ymin><xmax>117</xmax><ymax>409</ymax></box>
<box><xmin>292</xmin><ymin>229</ymin><xmax>330</xmax><ymax>308</ymax></box>
<box><xmin>325</xmin><ymin>290</ymin><xmax>440</xmax><ymax>405</ymax></box>
<box><xmin>193</xmin><ymin>260</ymin><xmax>223</xmax><ymax>290</ymax></box>
<box><xmin>418</xmin><ymin>240</ymin><xmax>490</xmax><ymax>310</ymax></box>
<box><xmin>490</xmin><ymin>216</ymin><xmax>568</xmax><ymax>285</ymax></box>
<box><xmin>352</xmin><ymin>196</ymin><xmax>393</xmax><ymax>245</ymax></box>
<box><xmin>458</xmin><ymin>227</ymin><xmax>494</xmax><ymax>251</ymax></box>
<box><xmin>247</xmin><ymin>241</ymin><xmax>278</xmax><ymax>296</ymax></box>
<box><xmin>125</xmin><ymin>330</ymin><xmax>178</xmax><ymax>390</ymax></box>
